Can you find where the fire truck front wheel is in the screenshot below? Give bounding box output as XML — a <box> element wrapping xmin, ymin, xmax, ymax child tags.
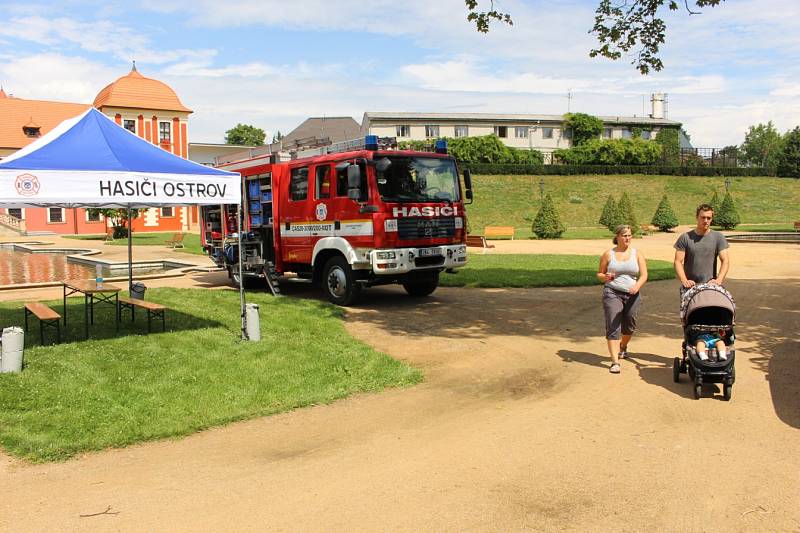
<box><xmin>402</xmin><ymin>272</ymin><xmax>440</xmax><ymax>297</ymax></box>
<box><xmin>323</xmin><ymin>256</ymin><xmax>362</xmax><ymax>306</ymax></box>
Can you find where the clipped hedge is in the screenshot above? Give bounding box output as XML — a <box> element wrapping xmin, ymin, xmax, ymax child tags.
<box><xmin>463</xmin><ymin>163</ymin><xmax>777</xmax><ymax>177</ymax></box>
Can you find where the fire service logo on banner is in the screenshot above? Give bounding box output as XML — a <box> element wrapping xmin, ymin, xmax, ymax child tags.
<box><xmin>15</xmin><ymin>174</ymin><xmax>40</xmax><ymax>196</ymax></box>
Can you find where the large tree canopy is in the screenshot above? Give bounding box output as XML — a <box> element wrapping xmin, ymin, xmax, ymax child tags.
<box><xmin>465</xmin><ymin>0</ymin><xmax>726</xmax><ymax>74</ymax></box>
<box><xmin>225</xmin><ymin>123</ymin><xmax>266</xmax><ymax>146</ymax></box>
<box><xmin>740</xmin><ymin>121</ymin><xmax>784</xmax><ymax>168</ymax></box>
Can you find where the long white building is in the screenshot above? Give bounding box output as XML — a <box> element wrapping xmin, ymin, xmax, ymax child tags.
<box><xmin>361</xmin><ymin>94</ymin><xmax>682</xmax><ymax>162</ymax></box>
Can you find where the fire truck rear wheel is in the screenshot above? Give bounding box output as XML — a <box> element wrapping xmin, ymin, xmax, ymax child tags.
<box><xmin>402</xmin><ymin>272</ymin><xmax>440</xmax><ymax>297</ymax></box>
<box><xmin>323</xmin><ymin>256</ymin><xmax>361</xmax><ymax>306</ymax></box>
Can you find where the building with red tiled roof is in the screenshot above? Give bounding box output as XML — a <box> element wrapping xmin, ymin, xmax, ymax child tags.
<box><xmin>0</xmin><ymin>93</ymin><xmax>89</xmax><ymax>157</ymax></box>
<box><xmin>0</xmin><ymin>65</ymin><xmax>198</xmax><ymax>235</ymax></box>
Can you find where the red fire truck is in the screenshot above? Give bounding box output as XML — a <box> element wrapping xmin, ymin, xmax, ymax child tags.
<box><xmin>201</xmin><ymin>136</ymin><xmax>473</xmax><ymax>305</ymax></box>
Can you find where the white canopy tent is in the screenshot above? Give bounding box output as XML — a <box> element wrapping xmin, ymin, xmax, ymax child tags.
<box><xmin>0</xmin><ymin>108</ymin><xmax>250</xmax><ymax>338</ymax></box>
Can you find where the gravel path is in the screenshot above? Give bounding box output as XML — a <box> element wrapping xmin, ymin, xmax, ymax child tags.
<box><xmin>0</xmin><ymin>232</ymin><xmax>797</xmax><ymax>531</ymax></box>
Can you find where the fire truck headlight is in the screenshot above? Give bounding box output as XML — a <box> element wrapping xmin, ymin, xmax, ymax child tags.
<box><xmin>376</xmin><ymin>251</ymin><xmax>396</xmax><ymax>260</ymax></box>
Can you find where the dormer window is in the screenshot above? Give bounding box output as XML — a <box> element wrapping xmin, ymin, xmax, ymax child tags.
<box><xmin>23</xmin><ymin>125</ymin><xmax>41</xmax><ymax>138</ymax></box>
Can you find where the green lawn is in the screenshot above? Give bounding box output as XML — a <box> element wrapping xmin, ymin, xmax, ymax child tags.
<box><xmin>467</xmin><ymin>174</ymin><xmax>800</xmax><ymax>235</ymax></box>
<box><xmin>65</xmin><ymin>232</ymin><xmax>205</xmax><ymax>255</ymax></box>
<box><xmin>441</xmin><ymin>254</ymin><xmax>675</xmax><ymax>288</ymax></box>
<box><xmin>0</xmin><ymin>288</ymin><xmax>420</xmax><ymax>462</ymax></box>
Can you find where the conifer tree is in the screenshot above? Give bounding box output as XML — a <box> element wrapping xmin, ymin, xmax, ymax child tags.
<box><xmin>708</xmin><ymin>190</ymin><xmax>720</xmax><ymax>214</ymax></box>
<box><xmin>651</xmin><ymin>194</ymin><xmax>679</xmax><ymax>232</ymax></box>
<box><xmin>617</xmin><ymin>192</ymin><xmax>638</xmax><ymax>234</ymax></box>
<box><xmin>532</xmin><ymin>193</ymin><xmax>566</xmax><ymax>239</ymax></box>
<box><xmin>598</xmin><ymin>194</ymin><xmax>617</xmax><ymax>227</ymax></box>
<box><xmin>715</xmin><ymin>192</ymin><xmax>740</xmax><ymax>229</ymax></box>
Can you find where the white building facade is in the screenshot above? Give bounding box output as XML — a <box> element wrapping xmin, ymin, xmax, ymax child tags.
<box><xmin>362</xmin><ymin>96</ymin><xmax>681</xmax><ymax>163</ymax></box>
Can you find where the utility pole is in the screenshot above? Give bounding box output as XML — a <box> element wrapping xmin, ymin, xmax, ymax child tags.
<box><xmin>566</xmin><ymin>90</ymin><xmax>572</xmax><ymax>113</ymax></box>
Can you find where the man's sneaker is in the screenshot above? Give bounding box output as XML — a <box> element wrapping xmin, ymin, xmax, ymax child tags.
<box><xmin>619</xmin><ymin>347</ymin><xmax>628</xmax><ymax>360</ymax></box>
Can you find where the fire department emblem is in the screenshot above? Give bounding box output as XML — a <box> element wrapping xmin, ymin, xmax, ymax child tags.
<box><xmin>14</xmin><ymin>173</ymin><xmax>41</xmax><ymax>196</ymax></box>
<box><xmin>315</xmin><ymin>203</ymin><xmax>327</xmax><ymax>221</ymax></box>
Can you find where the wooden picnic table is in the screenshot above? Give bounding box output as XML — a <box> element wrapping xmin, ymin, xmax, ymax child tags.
<box><xmin>62</xmin><ymin>279</ymin><xmax>122</xmax><ymax>339</ymax></box>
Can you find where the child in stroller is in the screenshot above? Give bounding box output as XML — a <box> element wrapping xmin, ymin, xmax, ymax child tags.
<box><xmin>693</xmin><ymin>329</ymin><xmax>728</xmax><ymax>361</ymax></box>
<box><xmin>673</xmin><ymin>284</ymin><xmax>736</xmax><ymax>400</ymax></box>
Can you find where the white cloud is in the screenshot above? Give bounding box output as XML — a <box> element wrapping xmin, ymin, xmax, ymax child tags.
<box><xmin>0</xmin><ymin>15</ymin><xmax>217</xmax><ymax>65</ymax></box>
<box><xmin>2</xmin><ymin>1</ymin><xmax>798</xmax><ymax>149</ymax></box>
<box><xmin>0</xmin><ymin>53</ymin><xmax>117</xmax><ymax>102</ymax></box>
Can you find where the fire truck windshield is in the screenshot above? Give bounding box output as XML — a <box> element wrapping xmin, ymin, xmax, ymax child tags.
<box><xmin>375</xmin><ymin>156</ymin><xmax>460</xmax><ymax>204</ymax></box>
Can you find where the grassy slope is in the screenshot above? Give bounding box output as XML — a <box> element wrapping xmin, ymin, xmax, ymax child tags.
<box><xmin>440</xmin><ymin>254</ymin><xmax>674</xmax><ymax>288</ymax></box>
<box><xmin>466</xmin><ymin>174</ymin><xmax>800</xmax><ymax>236</ymax></box>
<box><xmin>0</xmin><ymin>288</ymin><xmax>420</xmax><ymax>461</ymax></box>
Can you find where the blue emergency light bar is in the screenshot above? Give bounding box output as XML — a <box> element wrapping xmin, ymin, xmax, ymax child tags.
<box><xmin>435</xmin><ymin>140</ymin><xmax>448</xmax><ymax>154</ymax></box>
<box><xmin>365</xmin><ymin>135</ymin><xmax>379</xmax><ymax>150</ymax></box>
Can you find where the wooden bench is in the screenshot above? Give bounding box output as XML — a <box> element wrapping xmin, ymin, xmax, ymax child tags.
<box><xmin>794</xmin><ymin>221</ymin><xmax>800</xmax><ymax>232</ymax></box>
<box><xmin>24</xmin><ymin>302</ymin><xmax>61</xmax><ymax>345</ymax></box>
<box><xmin>118</xmin><ymin>297</ymin><xmax>166</xmax><ymax>332</ymax></box>
<box><xmin>484</xmin><ymin>226</ymin><xmax>515</xmax><ymax>240</ymax></box>
<box><xmin>465</xmin><ymin>235</ymin><xmax>495</xmax><ymax>252</ymax></box>
<box><xmin>165</xmin><ymin>232</ymin><xmax>185</xmax><ymax>249</ymax></box>
<box><xmin>466</xmin><ymin>235</ymin><xmax>493</xmax><ymax>248</ymax></box>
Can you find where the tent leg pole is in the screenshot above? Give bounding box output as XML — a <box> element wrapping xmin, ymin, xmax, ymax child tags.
<box><xmin>238</xmin><ymin>204</ymin><xmax>247</xmax><ymax>341</ymax></box>
<box><xmin>127</xmin><ymin>205</ymin><xmax>133</xmax><ymax>293</ymax></box>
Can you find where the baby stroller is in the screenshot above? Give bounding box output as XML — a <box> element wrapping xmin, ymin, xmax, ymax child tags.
<box><xmin>673</xmin><ymin>284</ymin><xmax>736</xmax><ymax>400</ymax></box>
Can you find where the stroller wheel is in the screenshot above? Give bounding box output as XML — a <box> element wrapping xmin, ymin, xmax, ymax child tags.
<box><xmin>694</xmin><ymin>384</ymin><xmax>702</xmax><ymax>400</ymax></box>
<box><xmin>673</xmin><ymin>357</ymin><xmax>681</xmax><ymax>383</ymax></box>
<box><xmin>723</xmin><ymin>384</ymin><xmax>732</xmax><ymax>401</ymax></box>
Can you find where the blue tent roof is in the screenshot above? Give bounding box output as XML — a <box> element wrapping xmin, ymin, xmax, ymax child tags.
<box><xmin>0</xmin><ymin>108</ymin><xmax>233</xmax><ymax>176</ymax></box>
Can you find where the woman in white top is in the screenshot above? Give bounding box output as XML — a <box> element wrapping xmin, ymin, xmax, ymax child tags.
<box><xmin>596</xmin><ymin>225</ymin><xmax>649</xmax><ymax>374</ymax></box>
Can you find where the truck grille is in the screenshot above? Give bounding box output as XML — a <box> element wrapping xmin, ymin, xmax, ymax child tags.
<box><xmin>397</xmin><ymin>217</ymin><xmax>455</xmax><ymax>240</ymax></box>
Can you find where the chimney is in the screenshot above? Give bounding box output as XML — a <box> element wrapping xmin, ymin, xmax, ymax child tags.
<box><xmin>650</xmin><ymin>93</ymin><xmax>666</xmax><ymax>119</ymax></box>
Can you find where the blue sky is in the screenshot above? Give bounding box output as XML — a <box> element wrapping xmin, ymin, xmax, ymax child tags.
<box><xmin>1</xmin><ymin>0</ymin><xmax>799</xmax><ymax>147</ymax></box>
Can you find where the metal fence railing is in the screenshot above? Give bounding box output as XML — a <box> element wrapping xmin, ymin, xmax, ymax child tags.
<box><xmin>679</xmin><ymin>147</ymin><xmax>740</xmax><ymax>167</ymax></box>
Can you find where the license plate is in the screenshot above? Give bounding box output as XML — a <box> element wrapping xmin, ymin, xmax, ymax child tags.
<box><xmin>418</xmin><ymin>248</ymin><xmax>441</xmax><ymax>257</ymax></box>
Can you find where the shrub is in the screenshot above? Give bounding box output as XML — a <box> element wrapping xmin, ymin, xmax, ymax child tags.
<box><xmin>777</xmin><ymin>126</ymin><xmax>800</xmax><ymax>178</ymax></box>
<box><xmin>598</xmin><ymin>194</ymin><xmax>617</xmax><ymax>228</ymax></box>
<box><xmin>655</xmin><ymin>127</ymin><xmax>681</xmax><ymax>164</ymax></box>
<box><xmin>510</xmin><ymin>146</ymin><xmax>545</xmax><ymax>165</ymax></box>
<box><xmin>708</xmin><ymin>190</ymin><xmax>720</xmax><ymax>214</ymax></box>
<box><xmin>715</xmin><ymin>192</ymin><xmax>741</xmax><ymax>229</ymax></box>
<box><xmin>651</xmin><ymin>195</ymin><xmax>679</xmax><ymax>231</ymax></box>
<box><xmin>617</xmin><ymin>192</ymin><xmax>639</xmax><ymax>234</ymax></box>
<box><xmin>532</xmin><ymin>193</ymin><xmax>566</xmax><ymax>239</ymax></box>
<box><xmin>563</xmin><ymin>112</ymin><xmax>603</xmax><ymax>146</ymax></box>
<box><xmin>553</xmin><ymin>138</ymin><xmax>666</xmax><ymax>166</ymax></box>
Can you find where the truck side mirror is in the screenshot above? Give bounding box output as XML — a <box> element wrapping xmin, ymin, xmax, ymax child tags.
<box><xmin>463</xmin><ymin>169</ymin><xmax>473</xmax><ymax>203</ymax></box>
<box><xmin>347</xmin><ymin>165</ymin><xmax>362</xmax><ymax>200</ymax></box>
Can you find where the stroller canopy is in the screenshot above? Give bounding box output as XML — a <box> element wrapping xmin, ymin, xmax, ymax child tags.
<box><xmin>681</xmin><ymin>284</ymin><xmax>736</xmax><ymax>326</ymax></box>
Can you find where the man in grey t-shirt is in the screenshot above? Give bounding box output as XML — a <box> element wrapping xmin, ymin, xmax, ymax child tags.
<box><xmin>674</xmin><ymin>203</ymin><xmax>730</xmax><ymax>288</ymax></box>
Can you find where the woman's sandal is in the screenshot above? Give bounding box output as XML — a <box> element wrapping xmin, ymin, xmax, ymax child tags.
<box><xmin>609</xmin><ymin>363</ymin><xmax>621</xmax><ymax>374</ymax></box>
